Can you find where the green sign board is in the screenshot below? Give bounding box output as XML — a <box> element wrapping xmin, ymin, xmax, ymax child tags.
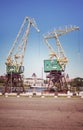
<box><xmin>44</xmin><ymin>59</ymin><xmax>62</xmax><ymax>72</ymax></box>
<box><xmin>6</xmin><ymin>65</ymin><xmax>24</xmax><ymax>74</ymax></box>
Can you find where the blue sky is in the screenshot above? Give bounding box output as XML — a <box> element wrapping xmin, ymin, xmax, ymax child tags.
<box><xmin>0</xmin><ymin>0</ymin><xmax>83</xmax><ymax>79</ymax></box>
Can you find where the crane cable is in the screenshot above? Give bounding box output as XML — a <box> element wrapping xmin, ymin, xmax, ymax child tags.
<box><xmin>77</xmin><ymin>30</ymin><xmax>80</xmax><ymax>58</ymax></box>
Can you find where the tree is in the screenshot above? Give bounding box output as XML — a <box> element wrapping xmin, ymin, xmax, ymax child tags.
<box><xmin>69</xmin><ymin>77</ymin><xmax>83</xmax><ymax>91</ymax></box>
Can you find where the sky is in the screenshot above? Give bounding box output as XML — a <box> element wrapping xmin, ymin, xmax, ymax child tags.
<box><xmin>0</xmin><ymin>0</ymin><xmax>83</xmax><ymax>79</ymax></box>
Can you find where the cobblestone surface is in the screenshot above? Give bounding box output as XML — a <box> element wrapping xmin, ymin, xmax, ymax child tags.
<box><xmin>0</xmin><ymin>97</ymin><xmax>83</xmax><ymax>130</ymax></box>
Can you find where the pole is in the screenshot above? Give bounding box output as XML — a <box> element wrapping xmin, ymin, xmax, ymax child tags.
<box><xmin>11</xmin><ymin>71</ymin><xmax>12</xmax><ymax>93</ymax></box>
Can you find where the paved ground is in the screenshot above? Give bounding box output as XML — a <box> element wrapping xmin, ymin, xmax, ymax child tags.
<box><xmin>0</xmin><ymin>96</ymin><xmax>83</xmax><ymax>130</ymax></box>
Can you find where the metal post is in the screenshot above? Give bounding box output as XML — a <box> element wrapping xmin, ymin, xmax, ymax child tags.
<box><xmin>11</xmin><ymin>71</ymin><xmax>12</xmax><ymax>93</ymax></box>
<box><xmin>10</xmin><ymin>68</ymin><xmax>14</xmax><ymax>93</ymax></box>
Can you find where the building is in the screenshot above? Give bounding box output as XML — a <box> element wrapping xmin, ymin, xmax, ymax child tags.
<box><xmin>24</xmin><ymin>73</ymin><xmax>44</xmax><ymax>86</ymax></box>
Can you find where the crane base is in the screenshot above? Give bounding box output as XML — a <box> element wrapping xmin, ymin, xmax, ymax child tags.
<box><xmin>3</xmin><ymin>73</ymin><xmax>25</xmax><ymax>94</ymax></box>
<box><xmin>46</xmin><ymin>70</ymin><xmax>68</xmax><ymax>93</ymax></box>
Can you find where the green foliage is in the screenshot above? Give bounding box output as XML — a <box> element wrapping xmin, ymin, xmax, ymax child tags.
<box><xmin>70</xmin><ymin>77</ymin><xmax>83</xmax><ymax>87</ymax></box>
<box><xmin>0</xmin><ymin>77</ymin><xmax>5</xmax><ymax>83</ymax></box>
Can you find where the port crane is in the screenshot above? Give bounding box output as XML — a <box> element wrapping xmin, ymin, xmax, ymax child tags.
<box><xmin>4</xmin><ymin>16</ymin><xmax>39</xmax><ymax>93</ymax></box>
<box><xmin>44</xmin><ymin>25</ymin><xmax>79</xmax><ymax>92</ymax></box>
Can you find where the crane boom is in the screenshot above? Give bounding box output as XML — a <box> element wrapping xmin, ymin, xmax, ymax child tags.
<box><xmin>45</xmin><ymin>25</ymin><xmax>79</xmax><ymax>39</ymax></box>
<box><xmin>7</xmin><ymin>17</ymin><xmax>28</xmax><ymax>61</ymax></box>
<box><xmin>44</xmin><ymin>25</ymin><xmax>79</xmax><ymax>71</ymax></box>
<box><xmin>6</xmin><ymin>16</ymin><xmax>39</xmax><ymax>73</ymax></box>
